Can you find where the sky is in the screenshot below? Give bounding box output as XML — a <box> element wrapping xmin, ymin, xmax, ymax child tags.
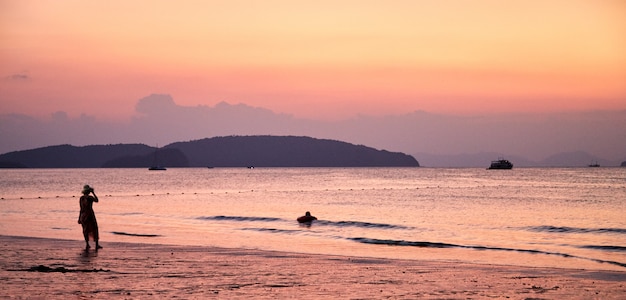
<box><xmin>1</xmin><ymin>0</ymin><xmax>625</xmax><ymax>121</ymax></box>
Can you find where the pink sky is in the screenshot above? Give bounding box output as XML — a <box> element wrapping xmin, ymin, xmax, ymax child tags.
<box><xmin>1</xmin><ymin>0</ymin><xmax>625</xmax><ymax>121</ymax></box>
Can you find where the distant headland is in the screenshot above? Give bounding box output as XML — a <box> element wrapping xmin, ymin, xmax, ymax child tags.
<box><xmin>0</xmin><ymin>135</ymin><xmax>419</xmax><ymax>168</ymax></box>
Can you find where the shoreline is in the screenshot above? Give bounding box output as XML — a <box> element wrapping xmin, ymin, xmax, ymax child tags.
<box><xmin>1</xmin><ymin>235</ymin><xmax>625</xmax><ymax>299</ymax></box>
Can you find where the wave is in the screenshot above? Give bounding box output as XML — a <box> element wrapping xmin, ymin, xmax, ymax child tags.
<box><xmin>241</xmin><ymin>228</ymin><xmax>301</xmax><ymax>234</ymax></box>
<box><xmin>111</xmin><ymin>231</ymin><xmax>161</xmax><ymax>237</ymax></box>
<box><xmin>349</xmin><ymin>237</ymin><xmax>455</xmax><ymax>248</ymax></box>
<box><xmin>51</xmin><ymin>227</ymin><xmax>71</xmax><ymax>231</ymax></box>
<box><xmin>317</xmin><ymin>220</ymin><xmax>413</xmax><ymax>230</ymax></box>
<box><xmin>114</xmin><ymin>212</ymin><xmax>144</xmax><ymax>216</ymax></box>
<box><xmin>579</xmin><ymin>245</ymin><xmax>626</xmax><ymax>252</ymax></box>
<box><xmin>525</xmin><ymin>226</ymin><xmax>626</xmax><ymax>235</ymax></box>
<box><xmin>197</xmin><ymin>216</ymin><xmax>282</xmax><ymax>222</ymax></box>
<box><xmin>349</xmin><ymin>237</ymin><xmax>626</xmax><ymax>269</ymax></box>
<box><xmin>197</xmin><ymin>215</ymin><xmax>410</xmax><ymax>230</ymax></box>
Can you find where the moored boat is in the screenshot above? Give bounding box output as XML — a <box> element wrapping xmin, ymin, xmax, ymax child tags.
<box><xmin>149</xmin><ymin>146</ymin><xmax>166</xmax><ymax>170</ymax></box>
<box><xmin>588</xmin><ymin>161</ymin><xmax>600</xmax><ymax>167</ymax></box>
<box><xmin>488</xmin><ymin>159</ymin><xmax>513</xmax><ymax>170</ymax></box>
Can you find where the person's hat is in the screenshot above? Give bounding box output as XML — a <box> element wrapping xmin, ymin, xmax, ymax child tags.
<box><xmin>82</xmin><ymin>185</ymin><xmax>93</xmax><ymax>194</ymax></box>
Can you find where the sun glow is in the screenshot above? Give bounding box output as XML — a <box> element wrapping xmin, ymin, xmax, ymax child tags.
<box><xmin>1</xmin><ymin>0</ymin><xmax>625</xmax><ymax>120</ymax></box>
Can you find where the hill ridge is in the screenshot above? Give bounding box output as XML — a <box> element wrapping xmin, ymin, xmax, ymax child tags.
<box><xmin>0</xmin><ymin>135</ymin><xmax>419</xmax><ymax>168</ymax></box>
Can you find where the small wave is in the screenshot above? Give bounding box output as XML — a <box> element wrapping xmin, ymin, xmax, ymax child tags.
<box><xmin>351</xmin><ymin>237</ymin><xmax>563</xmax><ymax>255</ymax></box>
<box><xmin>197</xmin><ymin>215</ymin><xmax>282</xmax><ymax>222</ymax></box>
<box><xmin>349</xmin><ymin>237</ymin><xmax>626</xmax><ymax>268</ymax></box>
<box><xmin>111</xmin><ymin>231</ymin><xmax>161</xmax><ymax>237</ymax></box>
<box><xmin>11</xmin><ymin>265</ymin><xmax>111</xmax><ymax>273</ymax></box>
<box><xmin>318</xmin><ymin>220</ymin><xmax>412</xmax><ymax>230</ymax></box>
<box><xmin>51</xmin><ymin>227</ymin><xmax>70</xmax><ymax>231</ymax></box>
<box><xmin>525</xmin><ymin>226</ymin><xmax>626</xmax><ymax>235</ymax></box>
<box><xmin>115</xmin><ymin>212</ymin><xmax>143</xmax><ymax>216</ymax></box>
<box><xmin>196</xmin><ymin>215</ymin><xmax>410</xmax><ymax>230</ymax></box>
<box><xmin>579</xmin><ymin>245</ymin><xmax>626</xmax><ymax>252</ymax></box>
<box><xmin>241</xmin><ymin>227</ymin><xmax>301</xmax><ymax>234</ymax></box>
<box><xmin>350</xmin><ymin>237</ymin><xmax>455</xmax><ymax>248</ymax></box>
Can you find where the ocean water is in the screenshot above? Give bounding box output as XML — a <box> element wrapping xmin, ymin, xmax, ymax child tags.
<box><xmin>1</xmin><ymin>167</ymin><xmax>625</xmax><ymax>271</ymax></box>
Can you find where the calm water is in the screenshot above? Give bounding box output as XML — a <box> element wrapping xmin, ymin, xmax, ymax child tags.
<box><xmin>1</xmin><ymin>167</ymin><xmax>625</xmax><ymax>271</ymax></box>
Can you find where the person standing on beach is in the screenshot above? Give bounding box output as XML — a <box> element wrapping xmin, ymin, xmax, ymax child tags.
<box><xmin>78</xmin><ymin>185</ymin><xmax>102</xmax><ymax>250</ymax></box>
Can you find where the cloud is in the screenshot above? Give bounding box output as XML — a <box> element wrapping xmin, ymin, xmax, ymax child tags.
<box><xmin>5</xmin><ymin>73</ymin><xmax>30</xmax><ymax>81</ymax></box>
<box><xmin>51</xmin><ymin>111</ymin><xmax>69</xmax><ymax>122</ymax></box>
<box><xmin>135</xmin><ymin>94</ymin><xmax>177</xmax><ymax>115</ymax></box>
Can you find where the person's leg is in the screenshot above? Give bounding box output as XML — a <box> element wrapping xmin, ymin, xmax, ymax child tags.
<box><xmin>94</xmin><ymin>222</ymin><xmax>102</xmax><ymax>249</ymax></box>
<box><xmin>83</xmin><ymin>231</ymin><xmax>90</xmax><ymax>249</ymax></box>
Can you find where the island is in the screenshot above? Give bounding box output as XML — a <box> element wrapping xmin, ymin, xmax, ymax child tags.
<box><xmin>0</xmin><ymin>135</ymin><xmax>419</xmax><ymax>168</ymax></box>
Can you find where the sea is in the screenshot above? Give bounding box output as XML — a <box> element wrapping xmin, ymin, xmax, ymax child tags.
<box><xmin>1</xmin><ymin>167</ymin><xmax>625</xmax><ymax>271</ymax></box>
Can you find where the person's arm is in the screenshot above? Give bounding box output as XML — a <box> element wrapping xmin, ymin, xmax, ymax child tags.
<box><xmin>92</xmin><ymin>191</ymin><xmax>99</xmax><ymax>202</ymax></box>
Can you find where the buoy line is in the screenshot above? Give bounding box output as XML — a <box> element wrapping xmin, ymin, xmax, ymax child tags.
<box><xmin>1</xmin><ymin>186</ymin><xmax>423</xmax><ymax>201</ymax></box>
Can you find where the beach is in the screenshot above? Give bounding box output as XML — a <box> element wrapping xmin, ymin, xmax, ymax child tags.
<box><xmin>1</xmin><ymin>235</ymin><xmax>624</xmax><ymax>299</ymax></box>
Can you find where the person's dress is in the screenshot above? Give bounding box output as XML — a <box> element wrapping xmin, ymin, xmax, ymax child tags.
<box><xmin>79</xmin><ymin>196</ymin><xmax>99</xmax><ymax>241</ymax></box>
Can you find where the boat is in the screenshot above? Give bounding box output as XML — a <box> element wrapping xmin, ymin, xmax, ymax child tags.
<box><xmin>487</xmin><ymin>158</ymin><xmax>513</xmax><ymax>170</ymax></box>
<box><xmin>148</xmin><ymin>146</ymin><xmax>166</xmax><ymax>171</ymax></box>
<box><xmin>588</xmin><ymin>161</ymin><xmax>600</xmax><ymax>167</ymax></box>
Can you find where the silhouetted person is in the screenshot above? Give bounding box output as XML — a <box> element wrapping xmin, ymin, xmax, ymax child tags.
<box><xmin>78</xmin><ymin>185</ymin><xmax>102</xmax><ymax>250</ymax></box>
<box><xmin>297</xmin><ymin>211</ymin><xmax>317</xmax><ymax>224</ymax></box>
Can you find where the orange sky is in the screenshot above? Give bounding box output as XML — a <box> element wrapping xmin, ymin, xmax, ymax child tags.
<box><xmin>1</xmin><ymin>0</ymin><xmax>625</xmax><ymax>120</ymax></box>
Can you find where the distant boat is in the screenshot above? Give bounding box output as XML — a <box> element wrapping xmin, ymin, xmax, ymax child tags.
<box><xmin>588</xmin><ymin>161</ymin><xmax>600</xmax><ymax>167</ymax></box>
<box><xmin>488</xmin><ymin>158</ymin><xmax>513</xmax><ymax>170</ymax></box>
<box><xmin>149</xmin><ymin>146</ymin><xmax>166</xmax><ymax>171</ymax></box>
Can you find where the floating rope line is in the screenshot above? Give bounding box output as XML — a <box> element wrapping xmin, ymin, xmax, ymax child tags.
<box><xmin>0</xmin><ymin>186</ymin><xmax>423</xmax><ymax>201</ymax></box>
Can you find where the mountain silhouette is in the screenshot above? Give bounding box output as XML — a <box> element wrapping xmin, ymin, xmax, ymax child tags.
<box><xmin>166</xmin><ymin>136</ymin><xmax>418</xmax><ymax>167</ymax></box>
<box><xmin>2</xmin><ymin>95</ymin><xmax>625</xmax><ymax>167</ymax></box>
<box><xmin>0</xmin><ymin>136</ymin><xmax>419</xmax><ymax>168</ymax></box>
<box><xmin>0</xmin><ymin>144</ymin><xmax>154</xmax><ymax>168</ymax></box>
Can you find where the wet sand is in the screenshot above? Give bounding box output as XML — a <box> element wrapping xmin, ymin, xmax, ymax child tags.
<box><xmin>1</xmin><ymin>235</ymin><xmax>624</xmax><ymax>299</ymax></box>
